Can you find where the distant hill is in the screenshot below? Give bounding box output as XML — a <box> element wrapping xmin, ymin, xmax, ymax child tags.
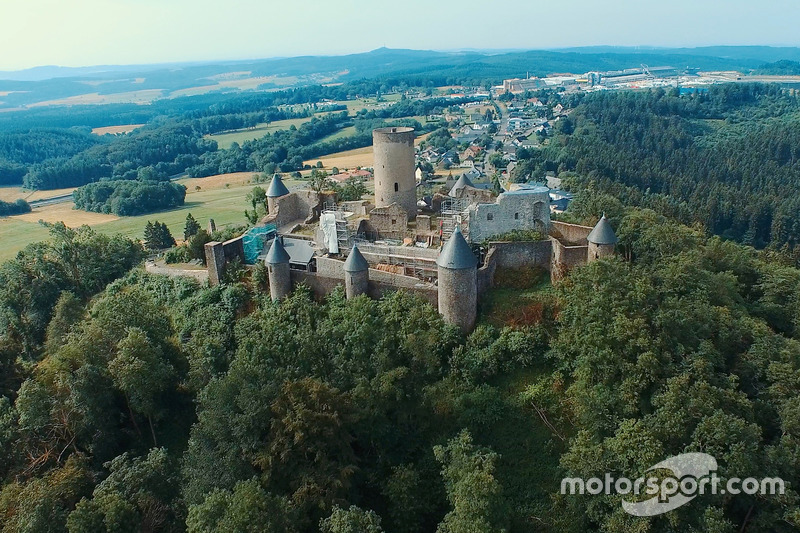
<box><xmin>755</xmin><ymin>60</ymin><xmax>800</xmax><ymax>75</ymax></box>
<box><xmin>2</xmin><ymin>46</ymin><xmax>800</xmax><ymax>109</ymax></box>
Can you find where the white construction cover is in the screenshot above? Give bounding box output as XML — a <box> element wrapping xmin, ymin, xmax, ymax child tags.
<box><xmin>320</xmin><ymin>212</ymin><xmax>339</xmax><ymax>254</ymax></box>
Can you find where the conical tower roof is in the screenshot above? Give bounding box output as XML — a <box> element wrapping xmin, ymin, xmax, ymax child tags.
<box><xmin>267</xmin><ymin>174</ymin><xmax>290</xmax><ymax>198</ymax></box>
<box><xmin>437</xmin><ymin>226</ymin><xmax>478</xmax><ymax>270</ymax></box>
<box><xmin>587</xmin><ymin>214</ymin><xmax>618</xmax><ymax>245</ymax></box>
<box><xmin>448</xmin><ymin>174</ymin><xmax>475</xmax><ymax>197</ymax></box>
<box><xmin>344</xmin><ymin>245</ymin><xmax>369</xmax><ymax>272</ymax></box>
<box><xmin>265</xmin><ymin>237</ymin><xmax>290</xmax><ymax>264</ymax></box>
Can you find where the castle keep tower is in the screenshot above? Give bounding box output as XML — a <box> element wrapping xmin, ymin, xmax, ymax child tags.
<box><xmin>265</xmin><ymin>237</ymin><xmax>291</xmax><ymax>301</ymax></box>
<box><xmin>587</xmin><ymin>214</ymin><xmax>618</xmax><ymax>262</ymax></box>
<box><xmin>267</xmin><ymin>174</ymin><xmax>290</xmax><ymax>214</ymax></box>
<box><xmin>373</xmin><ymin>127</ymin><xmax>417</xmax><ymax>220</ymax></box>
<box><xmin>437</xmin><ymin>226</ymin><xmax>478</xmax><ymax>333</ymax></box>
<box><xmin>343</xmin><ymin>245</ymin><xmax>369</xmax><ymax>299</ymax></box>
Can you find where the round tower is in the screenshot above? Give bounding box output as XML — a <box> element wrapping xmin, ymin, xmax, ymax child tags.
<box><xmin>343</xmin><ymin>245</ymin><xmax>369</xmax><ymax>299</ymax></box>
<box><xmin>265</xmin><ymin>237</ymin><xmax>291</xmax><ymax>301</ymax></box>
<box><xmin>266</xmin><ymin>174</ymin><xmax>290</xmax><ymax>214</ymax></box>
<box><xmin>373</xmin><ymin>127</ymin><xmax>417</xmax><ymax>220</ymax></box>
<box><xmin>437</xmin><ymin>226</ymin><xmax>478</xmax><ymax>333</ymax></box>
<box><xmin>587</xmin><ymin>214</ymin><xmax>618</xmax><ymax>262</ymax></box>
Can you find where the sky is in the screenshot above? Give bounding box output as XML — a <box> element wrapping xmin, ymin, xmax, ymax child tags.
<box><xmin>1</xmin><ymin>0</ymin><xmax>799</xmax><ymax>71</ymax></box>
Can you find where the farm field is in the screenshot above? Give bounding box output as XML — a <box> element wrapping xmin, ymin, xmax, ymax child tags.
<box><xmin>0</xmin><ymin>172</ymin><xmax>304</xmax><ymax>263</ymax></box>
<box><xmin>91</xmin><ymin>124</ymin><xmax>145</xmax><ymax>135</ymax></box>
<box><xmin>0</xmin><ymin>185</ymin><xmax>76</xmax><ymax>202</ymax></box>
<box><xmin>207</xmin><ymin>117</ymin><xmax>312</xmax><ymax>148</ymax></box>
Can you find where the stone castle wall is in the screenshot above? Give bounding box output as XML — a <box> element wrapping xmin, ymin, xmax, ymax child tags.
<box><xmin>467</xmin><ymin>191</ymin><xmax>550</xmax><ymax>243</ymax></box>
<box><xmin>550</xmin><ymin>220</ymin><xmax>592</xmax><ymax>245</ymax></box>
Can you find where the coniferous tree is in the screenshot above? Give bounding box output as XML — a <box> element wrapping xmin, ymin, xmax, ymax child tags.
<box><xmin>184</xmin><ymin>213</ymin><xmax>200</xmax><ymax>241</ymax></box>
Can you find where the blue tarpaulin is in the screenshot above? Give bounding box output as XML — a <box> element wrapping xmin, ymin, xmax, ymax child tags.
<box><xmin>242</xmin><ymin>224</ymin><xmax>277</xmax><ymax>264</ymax></box>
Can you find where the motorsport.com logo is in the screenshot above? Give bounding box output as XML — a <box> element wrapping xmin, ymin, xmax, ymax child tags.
<box><xmin>561</xmin><ymin>453</ymin><xmax>785</xmax><ymax>516</ymax></box>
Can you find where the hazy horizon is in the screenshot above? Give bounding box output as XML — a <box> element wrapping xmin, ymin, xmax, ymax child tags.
<box><xmin>2</xmin><ymin>0</ymin><xmax>799</xmax><ymax>71</ymax></box>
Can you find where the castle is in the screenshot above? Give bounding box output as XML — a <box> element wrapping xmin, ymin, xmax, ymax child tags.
<box><xmin>205</xmin><ymin>127</ymin><xmax>617</xmax><ymax>333</ymax></box>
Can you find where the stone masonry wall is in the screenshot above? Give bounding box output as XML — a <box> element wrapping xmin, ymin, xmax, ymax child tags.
<box><xmin>467</xmin><ymin>191</ymin><xmax>550</xmax><ymax>243</ymax></box>
<box><xmin>550</xmin><ymin>220</ymin><xmax>592</xmax><ymax>245</ymax></box>
<box><xmin>550</xmin><ymin>236</ymin><xmax>588</xmax><ymax>282</ymax></box>
<box><xmin>487</xmin><ymin>240</ymin><xmax>553</xmax><ymax>271</ymax></box>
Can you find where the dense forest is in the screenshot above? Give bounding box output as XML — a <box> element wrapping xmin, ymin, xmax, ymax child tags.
<box><xmin>0</xmin><ymin>201</ymin><xmax>798</xmax><ymax>531</ymax></box>
<box><xmin>515</xmin><ymin>83</ymin><xmax>800</xmax><ymax>250</ymax></box>
<box><xmin>2</xmin><ymin>88</ymin><xmax>459</xmax><ymax>194</ymax></box>
<box><xmin>0</xmin><ymin>129</ymin><xmax>102</xmax><ymax>185</ymax></box>
<box><xmin>72</xmin><ymin>180</ymin><xmax>187</xmax><ymax>216</ymax></box>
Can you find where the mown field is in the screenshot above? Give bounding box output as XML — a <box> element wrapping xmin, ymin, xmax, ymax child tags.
<box><xmin>0</xmin><ymin>185</ymin><xmax>77</xmax><ymax>202</ymax></box>
<box><xmin>207</xmin><ymin>117</ymin><xmax>313</xmax><ymax>149</ymax></box>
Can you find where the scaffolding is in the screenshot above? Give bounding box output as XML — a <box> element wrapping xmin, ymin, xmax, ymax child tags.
<box><xmin>439</xmin><ymin>197</ymin><xmax>470</xmax><ymax>241</ymax></box>
<box><xmin>350</xmin><ymin>240</ymin><xmax>439</xmax><ymax>282</ymax></box>
<box><xmin>321</xmin><ymin>201</ymin><xmax>353</xmax><ymax>252</ymax></box>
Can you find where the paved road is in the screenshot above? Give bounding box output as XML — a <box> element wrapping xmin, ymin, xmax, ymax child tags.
<box><xmin>28</xmin><ymin>194</ymin><xmax>73</xmax><ymax>207</ymax></box>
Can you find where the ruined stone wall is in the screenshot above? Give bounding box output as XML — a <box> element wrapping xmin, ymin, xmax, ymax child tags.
<box><xmin>452</xmin><ymin>186</ymin><xmax>496</xmax><ymax>205</ymax></box>
<box><xmin>265</xmin><ymin>190</ymin><xmax>333</xmax><ymax>228</ymax></box>
<box><xmin>550</xmin><ymin>236</ymin><xmax>588</xmax><ymax>282</ymax></box>
<box><xmin>477</xmin><ymin>247</ymin><xmax>497</xmax><ymax>296</ymax></box>
<box><xmin>487</xmin><ymin>240</ymin><xmax>553</xmax><ymax>271</ymax></box>
<box><xmin>364</xmin><ymin>204</ymin><xmax>408</xmax><ymax>240</ymax></box>
<box><xmin>222</xmin><ymin>237</ymin><xmax>244</xmax><ymax>262</ymax></box>
<box><xmin>204</xmin><ymin>242</ymin><xmax>225</xmax><ymax>286</ymax></box>
<box><xmin>550</xmin><ymin>220</ymin><xmax>592</xmax><ymax>245</ymax></box>
<box><xmin>467</xmin><ymin>191</ymin><xmax>551</xmax><ymax>243</ymax></box>
<box><xmin>340</xmin><ymin>200</ymin><xmax>374</xmax><ymax>216</ymax></box>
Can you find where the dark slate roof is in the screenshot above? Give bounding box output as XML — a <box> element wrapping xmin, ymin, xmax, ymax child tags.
<box><xmin>437</xmin><ymin>226</ymin><xmax>478</xmax><ymax>270</ymax></box>
<box><xmin>587</xmin><ymin>214</ymin><xmax>618</xmax><ymax>245</ymax></box>
<box><xmin>264</xmin><ymin>237</ymin><xmax>290</xmax><ymax>264</ymax></box>
<box><xmin>282</xmin><ymin>238</ymin><xmax>315</xmax><ymax>265</ymax></box>
<box><xmin>343</xmin><ymin>245</ymin><xmax>369</xmax><ymax>272</ymax></box>
<box><xmin>448</xmin><ymin>174</ymin><xmax>475</xmax><ymax>197</ymax></box>
<box><xmin>266</xmin><ymin>174</ymin><xmax>290</xmax><ymax>198</ymax></box>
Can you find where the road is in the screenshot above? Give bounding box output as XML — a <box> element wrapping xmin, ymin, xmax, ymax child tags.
<box><xmin>28</xmin><ymin>194</ymin><xmax>73</xmax><ymax>207</ymax></box>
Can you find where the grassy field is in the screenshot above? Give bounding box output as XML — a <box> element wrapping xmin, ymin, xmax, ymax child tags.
<box><xmin>317</xmin><ymin>125</ymin><xmax>357</xmax><ymax>143</ymax></box>
<box><xmin>0</xmin><ymin>172</ymin><xmax>306</xmax><ymax>263</ymax></box>
<box><xmin>207</xmin><ymin>117</ymin><xmax>312</xmax><ymax>149</ymax></box>
<box><xmin>0</xmin><ymin>186</ymin><xmax>77</xmax><ymax>202</ymax></box>
<box><xmin>91</xmin><ymin>124</ymin><xmax>145</xmax><ymax>135</ymax></box>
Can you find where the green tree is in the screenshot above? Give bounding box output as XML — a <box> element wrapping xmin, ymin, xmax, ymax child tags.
<box><xmin>143</xmin><ymin>221</ymin><xmax>175</xmax><ymax>250</ymax></box>
<box><xmin>184</xmin><ymin>213</ymin><xmax>201</xmax><ymax>241</ymax></box>
<box><xmin>434</xmin><ymin>430</ymin><xmax>508</xmax><ymax>533</ymax></box>
<box><xmin>320</xmin><ymin>505</ymin><xmax>385</xmax><ymax>533</ymax></box>
<box><xmin>67</xmin><ymin>448</ymin><xmax>181</xmax><ymax>533</ymax></box>
<box><xmin>334</xmin><ymin>177</ymin><xmax>368</xmax><ymax>202</ymax></box>
<box><xmin>108</xmin><ymin>328</ymin><xmax>175</xmax><ymax>446</ymax></box>
<box><xmin>186</xmin><ymin>478</ymin><xmax>291</xmax><ymax>533</ymax></box>
<box><xmin>310</xmin><ymin>169</ymin><xmax>332</xmax><ymax>194</ymax></box>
